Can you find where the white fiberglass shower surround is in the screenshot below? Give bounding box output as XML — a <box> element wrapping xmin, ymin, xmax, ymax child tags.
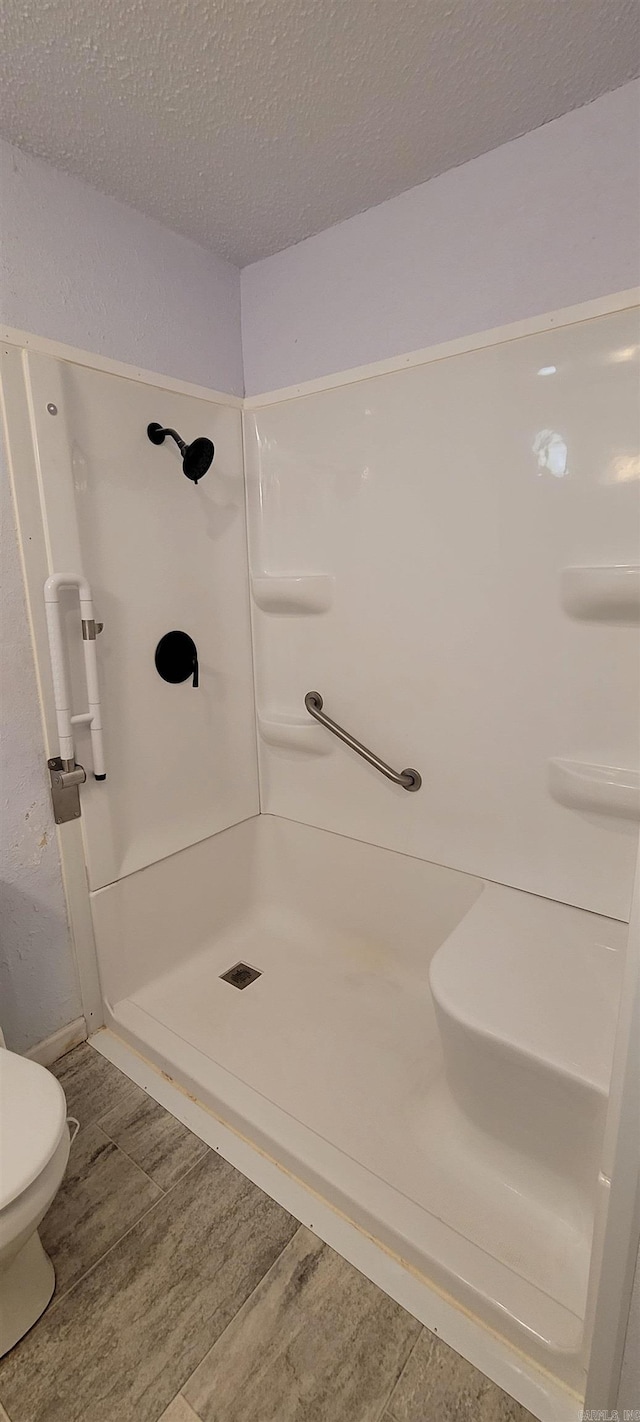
<box><xmin>2</xmin><ymin>292</ymin><xmax>639</xmax><ymax>1422</ymax></box>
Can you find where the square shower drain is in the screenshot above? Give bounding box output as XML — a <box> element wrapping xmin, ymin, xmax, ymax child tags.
<box><xmin>220</xmin><ymin>962</ymin><xmax>262</xmax><ymax>990</ymax></box>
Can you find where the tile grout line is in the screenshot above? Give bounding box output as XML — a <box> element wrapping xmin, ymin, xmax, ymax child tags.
<box><xmin>44</xmin><ymin>1123</ymin><xmax>171</xmax><ymax>1310</ymax></box>
<box><xmin>43</xmin><ymin>1052</ymin><xmax>307</xmax><ymax>1416</ymax></box>
<box><xmin>61</xmin><ymin>1054</ymin><xmax>209</xmax><ymax>1192</ymax></box>
<box><xmin>86</xmin><ymin>1056</ymin><xmax>210</xmax><ymax>1188</ymax></box>
<box><xmin>53</xmin><ymin>1052</ymin><xmax>296</xmax><ymax>1332</ymax></box>
<box><xmin>375</xmin><ymin>1325</ymin><xmax>425</xmax><ymax>1422</ymax></box>
<box><xmin>40</xmin><ymin>1147</ymin><xmax>214</xmax><ymax>1318</ymax></box>
<box><xmin>97</xmin><ymin>1119</ymin><xmax>209</xmax><ymax>1195</ymax></box>
<box><xmin>53</xmin><ymin>1053</ymin><xmax>140</xmax><ymax>1133</ymax></box>
<box><xmin>81</xmin><ymin>1068</ymin><xmax>148</xmax><ymax>1132</ymax></box>
<box><xmin>2</xmin><ymin>1133</ymin><xmax>296</xmax><ymax>1422</ymax></box>
<box><xmin>93</xmin><ymin>1120</ymin><xmax>175</xmax><ymax>1194</ymax></box>
<box><xmin>149</xmin><ymin>1214</ymin><xmax>307</xmax><ymax>1417</ymax></box>
<box><xmin>160</xmin><ymin>1230</ymin><xmax>424</xmax><ymax>1422</ymax></box>
<box><xmin>170</xmin><ymin>1224</ymin><xmax>308</xmax><ymax>1412</ymax></box>
<box><xmin>47</xmin><ymin>1056</ymin><xmax>319</xmax><ymax>1419</ymax></box>
<box><xmin>93</xmin><ymin>1122</ymin><xmax>171</xmax><ymax>1195</ymax></box>
<box><xmin>155</xmin><ymin>1391</ymin><xmax>201</xmax><ymax>1422</ymax></box>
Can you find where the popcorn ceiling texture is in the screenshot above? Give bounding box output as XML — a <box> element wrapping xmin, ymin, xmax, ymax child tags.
<box><xmin>1</xmin><ymin>0</ymin><xmax>638</xmax><ymax>266</ymax></box>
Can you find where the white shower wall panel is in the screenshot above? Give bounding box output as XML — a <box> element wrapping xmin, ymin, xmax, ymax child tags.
<box><xmin>245</xmin><ymin>306</ymin><xmax>640</xmax><ymax>920</ymax></box>
<box><xmin>25</xmin><ymin>353</ymin><xmax>258</xmax><ymax>889</ymax></box>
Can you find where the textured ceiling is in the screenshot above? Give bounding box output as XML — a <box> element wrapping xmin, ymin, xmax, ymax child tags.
<box><xmin>1</xmin><ymin>0</ymin><xmax>638</xmax><ymax>267</ymax></box>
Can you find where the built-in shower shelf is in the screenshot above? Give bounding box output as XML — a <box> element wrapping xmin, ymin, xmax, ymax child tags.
<box><xmin>549</xmin><ymin>758</ymin><xmax>640</xmax><ymax>820</ymax></box>
<box><xmin>561</xmin><ymin>565</ymin><xmax>640</xmax><ymax>622</ymax></box>
<box><xmin>251</xmin><ymin>575</ymin><xmax>333</xmax><ymax>615</ymax></box>
<box><xmin>258</xmin><ymin>712</ymin><xmax>333</xmax><ymax>755</ymax></box>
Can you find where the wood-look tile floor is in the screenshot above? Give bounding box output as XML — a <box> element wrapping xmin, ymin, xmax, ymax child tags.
<box><xmin>0</xmin><ymin>1044</ymin><xmax>538</xmax><ymax>1422</ymax></box>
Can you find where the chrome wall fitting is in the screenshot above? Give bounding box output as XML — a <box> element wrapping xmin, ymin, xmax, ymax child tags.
<box><xmin>48</xmin><ymin>756</ymin><xmax>86</xmax><ymax>823</ymax></box>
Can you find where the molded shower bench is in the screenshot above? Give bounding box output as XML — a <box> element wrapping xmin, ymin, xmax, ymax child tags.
<box><xmin>429</xmin><ymin>883</ymin><xmax>626</xmax><ymax>1195</ymax></box>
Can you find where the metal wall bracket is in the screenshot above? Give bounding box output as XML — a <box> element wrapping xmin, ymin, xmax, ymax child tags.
<box><xmin>48</xmin><ymin>756</ymin><xmax>86</xmax><ymax>824</ymax></box>
<box><xmin>81</xmin><ymin>618</ymin><xmax>104</xmax><ymax>640</ymax></box>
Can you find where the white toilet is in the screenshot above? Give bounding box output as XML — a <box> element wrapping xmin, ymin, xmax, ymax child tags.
<box><xmin>0</xmin><ymin>1047</ymin><xmax>70</xmax><ymax>1355</ymax></box>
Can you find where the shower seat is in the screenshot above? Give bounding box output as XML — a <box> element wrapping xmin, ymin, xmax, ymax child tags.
<box><xmin>429</xmin><ymin>884</ymin><xmax>625</xmax><ymax>1197</ymax></box>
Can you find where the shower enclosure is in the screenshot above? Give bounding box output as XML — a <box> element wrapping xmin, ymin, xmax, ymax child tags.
<box><xmin>2</xmin><ymin>293</ymin><xmax>639</xmax><ymax>1421</ymax></box>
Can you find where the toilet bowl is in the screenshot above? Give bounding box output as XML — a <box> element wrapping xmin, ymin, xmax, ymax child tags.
<box><xmin>0</xmin><ymin>1048</ymin><xmax>70</xmax><ymax>1355</ymax></box>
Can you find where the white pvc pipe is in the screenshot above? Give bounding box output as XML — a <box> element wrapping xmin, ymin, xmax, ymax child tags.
<box><xmin>44</xmin><ymin>574</ymin><xmax>106</xmax><ymax>779</ymax></box>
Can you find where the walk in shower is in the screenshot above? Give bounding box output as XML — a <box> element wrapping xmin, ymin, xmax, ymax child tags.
<box><xmin>3</xmin><ymin>296</ymin><xmax>639</xmax><ymax>1419</ymax></box>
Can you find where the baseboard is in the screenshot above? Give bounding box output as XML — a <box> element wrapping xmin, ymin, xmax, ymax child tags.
<box><xmin>25</xmin><ymin>1016</ymin><xmax>87</xmax><ymax>1066</ymax></box>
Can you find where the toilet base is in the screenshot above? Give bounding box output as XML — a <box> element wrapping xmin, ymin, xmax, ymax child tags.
<box><xmin>0</xmin><ymin>1230</ymin><xmax>55</xmax><ymax>1356</ymax></box>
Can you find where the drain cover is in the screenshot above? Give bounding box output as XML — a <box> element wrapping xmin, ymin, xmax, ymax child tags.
<box><xmin>220</xmin><ymin>962</ymin><xmax>261</xmax><ymax>990</ymax></box>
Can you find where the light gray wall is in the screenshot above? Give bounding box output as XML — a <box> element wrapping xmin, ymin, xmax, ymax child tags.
<box><xmin>0</xmin><ymin>138</ymin><xmax>242</xmax><ymax>1052</ymax></box>
<box><xmin>241</xmin><ymin>81</ymin><xmax>640</xmax><ymax>394</ymax></box>
<box><xmin>0</xmin><ymin>141</ymin><xmax>243</xmax><ymax>395</ymax></box>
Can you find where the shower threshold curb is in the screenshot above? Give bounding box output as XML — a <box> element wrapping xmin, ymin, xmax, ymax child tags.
<box><xmin>90</xmin><ymin>1025</ymin><xmax>584</xmax><ymax>1422</ymax></box>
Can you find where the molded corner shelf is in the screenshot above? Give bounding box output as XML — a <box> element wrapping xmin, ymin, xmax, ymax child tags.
<box><xmin>549</xmin><ymin>758</ymin><xmax>640</xmax><ymax>821</ymax></box>
<box><xmin>251</xmin><ymin>575</ymin><xmax>333</xmax><ymax>615</ymax></box>
<box><xmin>561</xmin><ymin>565</ymin><xmax>640</xmax><ymax>622</ymax></box>
<box><xmin>258</xmin><ymin>712</ymin><xmax>332</xmax><ymax>756</ymax></box>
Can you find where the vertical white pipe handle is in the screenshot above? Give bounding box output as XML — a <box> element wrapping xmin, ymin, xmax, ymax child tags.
<box><xmin>44</xmin><ymin>574</ymin><xmax>106</xmax><ymax>780</ymax></box>
<box><xmin>44</xmin><ymin>595</ymin><xmax>75</xmax><ymax>763</ymax></box>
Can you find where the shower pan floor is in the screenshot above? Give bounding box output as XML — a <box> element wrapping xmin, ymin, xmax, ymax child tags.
<box><xmin>98</xmin><ymin>818</ymin><xmax>625</xmax><ymax>1384</ymax></box>
<box><xmin>121</xmin><ymin>905</ymin><xmax>587</xmax><ymax>1294</ymax></box>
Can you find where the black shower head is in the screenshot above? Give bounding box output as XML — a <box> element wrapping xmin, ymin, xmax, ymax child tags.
<box><xmin>147</xmin><ymin>423</ymin><xmax>214</xmax><ymax>484</ymax></box>
<box><xmin>182</xmin><ymin>437</ymin><xmax>214</xmax><ymax>483</ymax></box>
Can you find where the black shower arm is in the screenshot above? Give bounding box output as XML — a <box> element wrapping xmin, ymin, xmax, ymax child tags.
<box><xmin>155</xmin><ymin>427</ymin><xmax>187</xmax><ymax>454</ymax></box>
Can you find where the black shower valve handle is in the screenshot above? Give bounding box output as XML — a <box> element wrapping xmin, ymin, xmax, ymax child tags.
<box><xmin>155</xmin><ymin>630</ymin><xmax>199</xmax><ymax>688</ymax></box>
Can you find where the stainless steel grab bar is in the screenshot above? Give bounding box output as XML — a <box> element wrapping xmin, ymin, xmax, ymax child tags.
<box><xmin>304</xmin><ymin>692</ymin><xmax>422</xmax><ymax>791</ymax></box>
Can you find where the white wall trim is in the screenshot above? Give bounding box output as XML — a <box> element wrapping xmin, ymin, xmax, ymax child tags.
<box><xmin>0</xmin><ymin>326</ymin><xmax>243</xmax><ymax>407</ymax></box>
<box><xmin>4</xmin><ymin>291</ymin><xmax>638</xmax><ymax>416</ymax></box>
<box><xmin>243</xmin><ymin>288</ymin><xmax>640</xmax><ymax>408</ymax></box>
<box><xmin>584</xmin><ymin>847</ymin><xmax>640</xmax><ymax>1413</ymax></box>
<box><xmin>25</xmin><ymin>1015</ymin><xmax>87</xmax><ymax>1066</ymax></box>
<box><xmin>91</xmin><ymin>1025</ymin><xmax>583</xmax><ymax>1422</ymax></box>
